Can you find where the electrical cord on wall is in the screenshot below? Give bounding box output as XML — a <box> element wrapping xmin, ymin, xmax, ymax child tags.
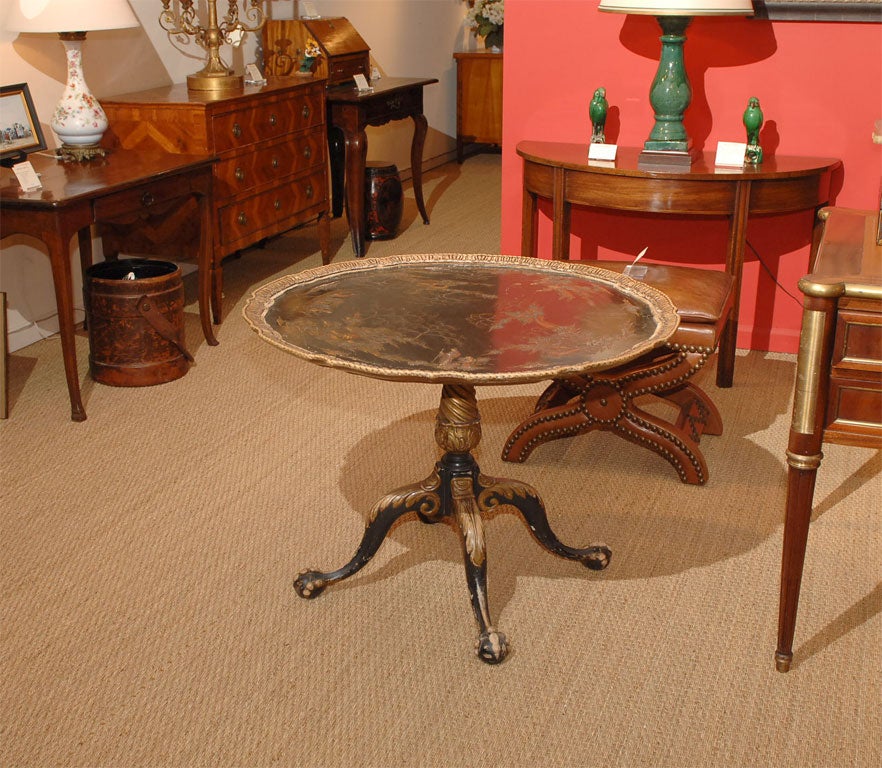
<box><xmin>11</xmin><ymin>288</ymin><xmax>86</xmax><ymax>344</ymax></box>
<box><xmin>745</xmin><ymin>239</ymin><xmax>805</xmax><ymax>307</ymax></box>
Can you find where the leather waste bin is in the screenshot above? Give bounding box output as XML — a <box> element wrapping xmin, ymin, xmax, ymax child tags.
<box><xmin>84</xmin><ymin>258</ymin><xmax>193</xmax><ymax>387</ymax></box>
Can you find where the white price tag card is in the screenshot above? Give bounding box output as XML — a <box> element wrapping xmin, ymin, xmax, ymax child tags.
<box><xmin>245</xmin><ymin>63</ymin><xmax>266</xmax><ymax>84</ymax></box>
<box><xmin>715</xmin><ymin>141</ymin><xmax>746</xmax><ymax>168</ymax></box>
<box><xmin>353</xmin><ymin>74</ymin><xmax>373</xmax><ymax>93</ymax></box>
<box><xmin>12</xmin><ymin>161</ymin><xmax>41</xmax><ymax>191</ymax></box>
<box><xmin>588</xmin><ymin>143</ymin><xmax>617</xmax><ymax>162</ymax></box>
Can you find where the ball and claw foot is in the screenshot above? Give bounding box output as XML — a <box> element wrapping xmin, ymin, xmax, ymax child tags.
<box><xmin>582</xmin><ymin>545</ymin><xmax>612</xmax><ymax>571</ymax></box>
<box><xmin>294</xmin><ymin>570</ymin><xmax>328</xmax><ymax>599</ymax></box>
<box><xmin>476</xmin><ymin>628</ymin><xmax>509</xmax><ymax>664</ymax></box>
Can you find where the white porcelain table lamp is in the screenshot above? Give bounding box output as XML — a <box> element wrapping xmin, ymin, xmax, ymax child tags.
<box><xmin>4</xmin><ymin>0</ymin><xmax>140</xmax><ymax>160</ymax></box>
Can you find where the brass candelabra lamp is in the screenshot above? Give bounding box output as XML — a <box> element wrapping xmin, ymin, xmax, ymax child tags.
<box><xmin>159</xmin><ymin>1</ymin><xmax>267</xmax><ymax>93</ymax></box>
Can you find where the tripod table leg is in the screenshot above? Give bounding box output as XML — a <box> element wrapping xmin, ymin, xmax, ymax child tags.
<box><xmin>294</xmin><ymin>472</ymin><xmax>441</xmax><ymax>599</ymax></box>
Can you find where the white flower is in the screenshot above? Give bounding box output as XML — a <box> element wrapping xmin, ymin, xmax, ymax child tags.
<box><xmin>466</xmin><ymin>0</ymin><xmax>504</xmax><ymax>33</ymax></box>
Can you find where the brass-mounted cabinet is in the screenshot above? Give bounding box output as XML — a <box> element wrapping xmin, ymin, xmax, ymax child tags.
<box><xmin>454</xmin><ymin>51</ymin><xmax>503</xmax><ymax>163</ymax></box>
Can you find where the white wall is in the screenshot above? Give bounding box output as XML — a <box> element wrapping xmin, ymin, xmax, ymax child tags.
<box><xmin>1</xmin><ymin>0</ymin><xmax>477</xmax><ymax>352</ymax></box>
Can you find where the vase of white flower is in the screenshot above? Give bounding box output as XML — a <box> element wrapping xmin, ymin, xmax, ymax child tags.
<box><xmin>466</xmin><ymin>0</ymin><xmax>504</xmax><ymax>52</ymax></box>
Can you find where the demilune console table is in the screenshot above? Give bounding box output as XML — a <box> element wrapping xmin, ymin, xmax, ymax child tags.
<box><xmin>244</xmin><ymin>253</ymin><xmax>679</xmax><ymax>663</ymax></box>
<box><xmin>517</xmin><ymin>141</ymin><xmax>841</xmax><ymax>387</ymax></box>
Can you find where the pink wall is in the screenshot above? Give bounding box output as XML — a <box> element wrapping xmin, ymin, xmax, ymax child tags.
<box><xmin>500</xmin><ymin>2</ymin><xmax>882</xmax><ymax>353</ymax></box>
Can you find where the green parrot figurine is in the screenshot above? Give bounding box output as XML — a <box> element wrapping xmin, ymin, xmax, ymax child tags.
<box><xmin>743</xmin><ymin>96</ymin><xmax>764</xmax><ymax>165</ymax></box>
<box><xmin>590</xmin><ymin>87</ymin><xmax>608</xmax><ymax>144</ymax></box>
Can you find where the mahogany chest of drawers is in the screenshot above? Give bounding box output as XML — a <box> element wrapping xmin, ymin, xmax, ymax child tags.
<box><xmin>102</xmin><ymin>78</ymin><xmax>331</xmax><ymax>322</ymax></box>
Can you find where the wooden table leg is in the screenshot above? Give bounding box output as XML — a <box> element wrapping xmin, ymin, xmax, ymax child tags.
<box><xmin>317</xmin><ymin>211</ymin><xmax>331</xmax><ymax>265</ymax></box>
<box><xmin>195</xmin><ymin>186</ymin><xmax>219</xmax><ymax>344</ymax></box>
<box><xmin>344</xmin><ymin>127</ymin><xmax>368</xmax><ymax>257</ymax></box>
<box><xmin>411</xmin><ymin>113</ymin><xmax>430</xmax><ymax>225</ymax></box>
<box><xmin>551</xmin><ymin>167</ymin><xmax>571</xmax><ymax>261</ymax></box>
<box><xmin>328</xmin><ymin>125</ymin><xmax>346</xmax><ymax>219</ymax></box>
<box><xmin>46</xmin><ymin>225</ymin><xmax>87</xmax><ymax>422</ymax></box>
<box><xmin>776</xmin><ymin>296</ymin><xmax>836</xmax><ymax>671</ymax></box>
<box><xmin>718</xmin><ymin>180</ymin><xmax>751</xmax><ymax>389</ymax></box>
<box><xmin>77</xmin><ymin>227</ymin><xmax>93</xmax><ymax>331</ymax></box>
<box><xmin>521</xmin><ymin>186</ymin><xmax>538</xmax><ymax>258</ymax></box>
<box><xmin>1</xmin><ymin>291</ymin><xmax>7</xmax><ymax>420</ymax></box>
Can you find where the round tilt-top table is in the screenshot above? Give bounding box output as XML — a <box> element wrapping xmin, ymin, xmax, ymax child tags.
<box><xmin>244</xmin><ymin>253</ymin><xmax>679</xmax><ymax>663</ymax></box>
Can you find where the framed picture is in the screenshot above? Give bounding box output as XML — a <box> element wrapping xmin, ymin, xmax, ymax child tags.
<box><xmin>754</xmin><ymin>1</ymin><xmax>882</xmax><ymax>21</ymax></box>
<box><xmin>1</xmin><ymin>83</ymin><xmax>47</xmax><ymax>164</ymax></box>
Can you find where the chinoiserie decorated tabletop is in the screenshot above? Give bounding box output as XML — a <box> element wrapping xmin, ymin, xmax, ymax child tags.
<box><xmin>243</xmin><ymin>252</ymin><xmax>679</xmax><ymax>385</ymax></box>
<box><xmin>242</xmin><ymin>252</ymin><xmax>680</xmax><ymax>665</ymax></box>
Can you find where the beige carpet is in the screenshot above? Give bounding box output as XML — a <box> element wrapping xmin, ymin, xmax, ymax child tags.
<box><xmin>2</xmin><ymin>155</ymin><xmax>880</xmax><ymax>768</ymax></box>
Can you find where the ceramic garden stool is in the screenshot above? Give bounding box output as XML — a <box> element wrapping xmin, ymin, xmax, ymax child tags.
<box><xmin>502</xmin><ymin>261</ymin><xmax>735</xmax><ymax>485</ymax></box>
<box><xmin>364</xmin><ymin>161</ymin><xmax>403</xmax><ymax>240</ymax></box>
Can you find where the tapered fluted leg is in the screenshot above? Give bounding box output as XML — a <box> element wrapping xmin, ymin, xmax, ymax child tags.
<box><xmin>776</xmin><ymin>455</ymin><xmax>821</xmax><ymax>672</ymax></box>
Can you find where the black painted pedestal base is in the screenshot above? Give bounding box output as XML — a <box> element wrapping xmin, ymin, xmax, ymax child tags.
<box><xmin>293</xmin><ymin>384</ymin><xmax>611</xmax><ymax>664</ymax></box>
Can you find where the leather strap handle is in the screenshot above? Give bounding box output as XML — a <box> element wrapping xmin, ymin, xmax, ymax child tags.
<box><xmin>136</xmin><ymin>296</ymin><xmax>195</xmax><ymax>363</ymax></box>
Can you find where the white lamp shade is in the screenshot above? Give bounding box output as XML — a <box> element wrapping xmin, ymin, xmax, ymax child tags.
<box><xmin>4</xmin><ymin>0</ymin><xmax>139</xmax><ymax>33</ymax></box>
<box><xmin>599</xmin><ymin>0</ymin><xmax>754</xmax><ymax>14</ymax></box>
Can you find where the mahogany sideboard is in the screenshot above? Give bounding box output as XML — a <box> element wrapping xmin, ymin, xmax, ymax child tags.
<box><xmin>516</xmin><ymin>141</ymin><xmax>841</xmax><ymax>387</ymax></box>
<box><xmin>0</xmin><ymin>150</ymin><xmax>216</xmax><ymax>422</ymax></box>
<box><xmin>776</xmin><ymin>206</ymin><xmax>882</xmax><ymax>672</ymax></box>
<box><xmin>102</xmin><ymin>78</ymin><xmax>331</xmax><ymax>324</ymax></box>
<box><xmin>454</xmin><ymin>51</ymin><xmax>503</xmax><ymax>163</ymax></box>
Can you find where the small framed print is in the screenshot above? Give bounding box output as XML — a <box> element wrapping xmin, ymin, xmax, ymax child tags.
<box><xmin>1</xmin><ymin>83</ymin><xmax>47</xmax><ymax>165</ymax></box>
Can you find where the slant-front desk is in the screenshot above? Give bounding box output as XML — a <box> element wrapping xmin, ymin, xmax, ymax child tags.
<box><xmin>517</xmin><ymin>141</ymin><xmax>841</xmax><ymax>387</ymax></box>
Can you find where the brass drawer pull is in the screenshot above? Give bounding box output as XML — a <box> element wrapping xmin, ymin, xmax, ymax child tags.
<box><xmin>303</xmin><ymin>145</ymin><xmax>312</xmax><ymax>160</ymax></box>
<box><xmin>305</xmin><ymin>184</ymin><xmax>313</xmax><ymax>199</ymax></box>
<box><xmin>271</xmin><ymin>157</ymin><xmax>280</xmax><ymax>169</ymax></box>
<box><xmin>232</xmin><ymin>123</ymin><xmax>241</xmax><ymax>138</ymax></box>
<box><xmin>274</xmin><ymin>199</ymin><xmax>282</xmax><ymax>211</ymax></box>
<box><xmin>237</xmin><ymin>212</ymin><xmax>248</xmax><ymax>226</ymax></box>
<box><xmin>140</xmin><ymin>191</ymin><xmax>156</xmax><ymax>207</ymax></box>
<box><xmin>269</xmin><ymin>113</ymin><xmax>277</xmax><ymax>126</ymax></box>
<box><xmin>301</xmin><ymin>105</ymin><xmax>310</xmax><ymax>120</ymax></box>
<box><xmin>235</xmin><ymin>167</ymin><xmax>245</xmax><ymax>181</ymax></box>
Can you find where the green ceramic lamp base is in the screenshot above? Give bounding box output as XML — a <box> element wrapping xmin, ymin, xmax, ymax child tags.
<box><xmin>643</xmin><ymin>15</ymin><xmax>694</xmax><ymax>162</ymax></box>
